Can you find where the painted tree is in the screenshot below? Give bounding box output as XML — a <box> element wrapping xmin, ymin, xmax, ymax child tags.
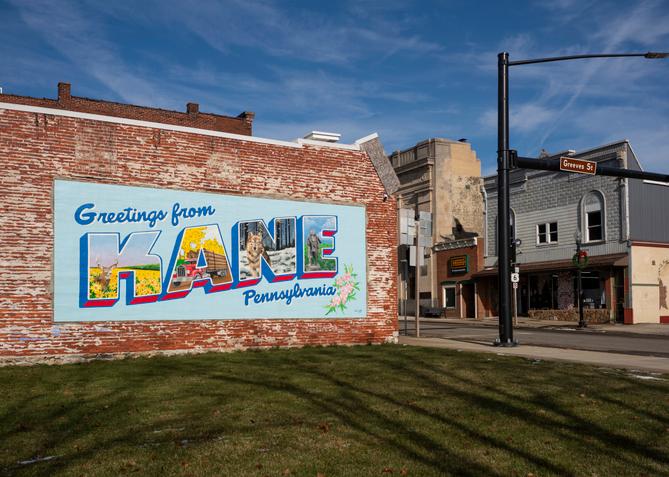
<box><xmin>180</xmin><ymin>227</ymin><xmax>206</xmax><ymax>256</ymax></box>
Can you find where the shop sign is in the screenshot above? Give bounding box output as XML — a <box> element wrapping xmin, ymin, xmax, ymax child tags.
<box><xmin>448</xmin><ymin>255</ymin><xmax>469</xmax><ymax>274</ymax></box>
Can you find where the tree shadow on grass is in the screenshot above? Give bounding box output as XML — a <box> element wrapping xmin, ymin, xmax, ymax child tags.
<box><xmin>243</xmin><ymin>354</ymin><xmax>575</xmax><ymax>475</ymax></box>
<box><xmin>1</xmin><ymin>346</ymin><xmax>668</xmax><ymax>476</ymax></box>
<box><xmin>382</xmin><ymin>352</ymin><xmax>669</xmax><ymax>475</ymax></box>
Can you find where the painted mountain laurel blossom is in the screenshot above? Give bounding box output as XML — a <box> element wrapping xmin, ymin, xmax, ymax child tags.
<box><xmin>325</xmin><ymin>264</ymin><xmax>360</xmax><ymax>315</ymax></box>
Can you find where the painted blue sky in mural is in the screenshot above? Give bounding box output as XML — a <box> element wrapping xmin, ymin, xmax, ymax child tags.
<box><xmin>88</xmin><ymin>233</ymin><xmax>157</xmax><ymax>268</ymax></box>
<box><xmin>2</xmin><ymin>0</ymin><xmax>668</xmax><ymax>174</ymax></box>
<box><xmin>303</xmin><ymin>216</ymin><xmax>336</xmax><ymax>240</ymax></box>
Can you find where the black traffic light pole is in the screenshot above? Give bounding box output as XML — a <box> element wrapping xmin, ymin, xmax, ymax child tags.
<box><xmin>496</xmin><ymin>51</ymin><xmax>668</xmax><ymax>347</ymax></box>
<box><xmin>496</xmin><ymin>52</ymin><xmax>513</xmax><ymax>346</ymax></box>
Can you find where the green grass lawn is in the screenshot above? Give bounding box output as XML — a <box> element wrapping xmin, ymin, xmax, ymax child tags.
<box><xmin>1</xmin><ymin>345</ymin><xmax>668</xmax><ymax>477</ymax></box>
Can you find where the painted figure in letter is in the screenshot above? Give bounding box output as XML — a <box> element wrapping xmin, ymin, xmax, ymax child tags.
<box><xmin>246</xmin><ymin>232</ymin><xmax>271</xmax><ymax>277</ymax></box>
<box><xmin>94</xmin><ymin>259</ymin><xmax>118</xmax><ymax>292</ymax></box>
<box><xmin>307</xmin><ymin>229</ymin><xmax>321</xmax><ymax>269</ymax></box>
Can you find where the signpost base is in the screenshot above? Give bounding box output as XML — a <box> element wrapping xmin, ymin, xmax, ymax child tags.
<box><xmin>493</xmin><ymin>338</ymin><xmax>519</xmax><ymax>347</ymax></box>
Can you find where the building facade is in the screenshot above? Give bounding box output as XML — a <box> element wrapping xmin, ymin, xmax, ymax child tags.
<box><xmin>0</xmin><ymin>84</ymin><xmax>400</xmax><ymax>362</ymax></box>
<box><xmin>434</xmin><ymin>238</ymin><xmax>484</xmax><ymax>318</ymax></box>
<box><xmin>390</xmin><ymin>138</ymin><xmax>483</xmax><ymax>314</ymax></box>
<box><xmin>478</xmin><ymin>140</ymin><xmax>669</xmax><ymax>324</ymax></box>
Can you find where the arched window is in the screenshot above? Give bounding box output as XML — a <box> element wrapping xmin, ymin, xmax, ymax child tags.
<box><xmin>583</xmin><ymin>191</ymin><xmax>605</xmax><ymax>242</ymax></box>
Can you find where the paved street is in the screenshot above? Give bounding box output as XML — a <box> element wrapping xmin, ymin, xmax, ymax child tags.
<box><xmin>399</xmin><ymin>318</ymin><xmax>669</xmax><ymax>358</ymax></box>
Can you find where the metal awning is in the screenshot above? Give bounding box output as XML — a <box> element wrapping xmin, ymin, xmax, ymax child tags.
<box><xmin>472</xmin><ymin>253</ymin><xmax>628</xmax><ymax>278</ymax></box>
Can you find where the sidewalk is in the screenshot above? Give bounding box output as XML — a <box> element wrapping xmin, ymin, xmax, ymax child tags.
<box><xmin>398</xmin><ymin>335</ymin><xmax>669</xmax><ymax>374</ymax></box>
<box><xmin>398</xmin><ymin>315</ymin><xmax>669</xmax><ymax>336</ymax></box>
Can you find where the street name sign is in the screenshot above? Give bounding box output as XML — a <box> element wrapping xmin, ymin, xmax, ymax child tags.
<box><xmin>560</xmin><ymin>157</ymin><xmax>597</xmax><ymax>175</ymax></box>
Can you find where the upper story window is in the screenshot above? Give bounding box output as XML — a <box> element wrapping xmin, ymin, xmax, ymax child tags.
<box><xmin>537</xmin><ymin>222</ymin><xmax>558</xmax><ymax>244</ymax></box>
<box><xmin>583</xmin><ymin>192</ymin><xmax>605</xmax><ymax>242</ymax></box>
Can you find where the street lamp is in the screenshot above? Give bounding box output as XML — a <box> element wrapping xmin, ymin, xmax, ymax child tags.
<box><xmin>574</xmin><ymin>230</ymin><xmax>586</xmax><ymax>329</ymax></box>
<box><xmin>496</xmin><ymin>51</ymin><xmax>669</xmax><ymax>346</ymax></box>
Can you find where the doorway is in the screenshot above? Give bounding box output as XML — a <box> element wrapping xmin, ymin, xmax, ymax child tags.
<box><xmin>614</xmin><ymin>268</ymin><xmax>625</xmax><ymax>323</ymax></box>
<box><xmin>461</xmin><ymin>283</ymin><xmax>475</xmax><ymax>318</ymax></box>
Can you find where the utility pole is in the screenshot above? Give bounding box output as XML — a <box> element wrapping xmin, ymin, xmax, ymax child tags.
<box><xmin>414</xmin><ymin>202</ymin><xmax>421</xmax><ymax>338</ymax></box>
<box><xmin>403</xmin><ymin>258</ymin><xmax>409</xmax><ymax>336</ymax></box>
<box><xmin>575</xmin><ymin>231</ymin><xmax>587</xmax><ymax>328</ymax></box>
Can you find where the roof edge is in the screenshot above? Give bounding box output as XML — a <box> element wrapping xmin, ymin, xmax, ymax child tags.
<box><xmin>0</xmin><ymin>101</ymin><xmax>361</xmax><ymax>151</ymax></box>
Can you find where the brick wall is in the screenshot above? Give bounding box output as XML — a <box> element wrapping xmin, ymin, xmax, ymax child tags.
<box><xmin>0</xmin><ymin>83</ymin><xmax>254</xmax><ymax>136</ymax></box>
<box><xmin>435</xmin><ymin>244</ymin><xmax>482</xmax><ymax>286</ymax></box>
<box><xmin>0</xmin><ymin>106</ymin><xmax>397</xmax><ymax>360</ymax></box>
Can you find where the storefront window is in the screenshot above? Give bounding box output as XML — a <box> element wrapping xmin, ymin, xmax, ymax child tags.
<box><xmin>443</xmin><ymin>286</ymin><xmax>456</xmax><ymax>309</ymax></box>
<box><xmin>576</xmin><ymin>271</ymin><xmax>605</xmax><ymax>308</ymax></box>
<box><xmin>528</xmin><ymin>274</ymin><xmax>558</xmax><ymax>309</ymax></box>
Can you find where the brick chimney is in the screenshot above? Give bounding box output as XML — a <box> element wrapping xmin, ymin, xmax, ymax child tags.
<box><xmin>186</xmin><ymin>102</ymin><xmax>199</xmax><ymax>116</ymax></box>
<box><xmin>58</xmin><ymin>82</ymin><xmax>71</xmax><ymax>103</ymax></box>
<box><xmin>237</xmin><ymin>111</ymin><xmax>255</xmax><ymax>130</ymax></box>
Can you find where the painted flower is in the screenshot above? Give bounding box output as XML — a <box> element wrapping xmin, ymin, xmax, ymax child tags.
<box><xmin>325</xmin><ymin>264</ymin><xmax>360</xmax><ymax>315</ymax></box>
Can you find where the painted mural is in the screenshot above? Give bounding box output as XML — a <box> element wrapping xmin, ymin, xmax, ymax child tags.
<box><xmin>54</xmin><ymin>180</ymin><xmax>367</xmax><ymax>322</ymax></box>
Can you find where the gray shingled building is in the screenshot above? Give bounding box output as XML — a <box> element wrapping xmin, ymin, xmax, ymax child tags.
<box><xmin>477</xmin><ymin>140</ymin><xmax>669</xmax><ymax>325</ymax></box>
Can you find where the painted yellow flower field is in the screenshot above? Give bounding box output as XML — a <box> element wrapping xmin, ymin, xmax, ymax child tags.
<box><xmin>89</xmin><ymin>267</ymin><xmax>161</xmax><ymax>299</ymax></box>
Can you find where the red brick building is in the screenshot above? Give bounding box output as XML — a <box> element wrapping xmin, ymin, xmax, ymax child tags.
<box><xmin>2</xmin><ymin>82</ymin><xmax>254</xmax><ymax>135</ymax></box>
<box><xmin>434</xmin><ymin>238</ymin><xmax>484</xmax><ymax>318</ymax></box>
<box><xmin>0</xmin><ymin>84</ymin><xmax>399</xmax><ymax>363</ymax></box>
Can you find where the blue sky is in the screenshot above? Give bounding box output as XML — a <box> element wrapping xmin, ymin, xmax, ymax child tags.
<box><xmin>2</xmin><ymin>0</ymin><xmax>668</xmax><ymax>174</ymax></box>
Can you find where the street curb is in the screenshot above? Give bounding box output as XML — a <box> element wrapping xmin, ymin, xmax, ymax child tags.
<box><xmin>398</xmin><ymin>336</ymin><xmax>669</xmax><ymax>375</ymax></box>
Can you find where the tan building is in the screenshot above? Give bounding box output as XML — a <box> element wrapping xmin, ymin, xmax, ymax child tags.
<box><xmin>630</xmin><ymin>244</ymin><xmax>669</xmax><ymax>324</ymax></box>
<box><xmin>390</xmin><ymin>138</ymin><xmax>483</xmax><ymax>313</ymax></box>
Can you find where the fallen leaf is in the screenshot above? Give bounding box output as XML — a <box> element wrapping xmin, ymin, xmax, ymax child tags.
<box><xmin>400</xmin><ymin>467</ymin><xmax>409</xmax><ymax>476</ymax></box>
<box><xmin>283</xmin><ymin>469</ymin><xmax>291</xmax><ymax>476</ymax></box>
<box><xmin>318</xmin><ymin>422</ymin><xmax>330</xmax><ymax>433</ymax></box>
<box><xmin>382</xmin><ymin>467</ymin><xmax>393</xmax><ymax>474</ymax></box>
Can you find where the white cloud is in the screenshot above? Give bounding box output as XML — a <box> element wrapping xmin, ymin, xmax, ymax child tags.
<box><xmin>145</xmin><ymin>0</ymin><xmax>443</xmax><ymax>66</ymax></box>
<box><xmin>479</xmin><ymin>104</ymin><xmax>555</xmax><ymax>134</ymax></box>
<box><xmin>8</xmin><ymin>0</ymin><xmax>172</xmax><ymax>107</ymax></box>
